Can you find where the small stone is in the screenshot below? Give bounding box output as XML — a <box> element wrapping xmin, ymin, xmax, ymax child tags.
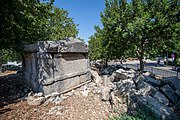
<box><xmin>101</xmin><ymin>86</ymin><xmax>112</xmax><ymax>101</ymax></box>
<box><xmin>51</xmin><ymin>92</ymin><xmax>60</xmax><ymax>97</ymax></box>
<box><xmin>103</xmin><ymin>75</ymin><xmax>112</xmax><ymax>86</ymax></box>
<box><xmin>91</xmin><ymin>70</ymin><xmax>102</xmax><ymax>85</ymax></box>
<box><xmin>34</xmin><ymin>92</ymin><xmax>43</xmax><ymax>97</ymax></box>
<box><xmin>81</xmin><ymin>90</ymin><xmax>90</xmax><ymax>97</ymax></box>
<box><xmin>27</xmin><ymin>96</ymin><xmax>45</xmax><ymax>106</ymax></box>
<box><xmin>48</xmin><ymin>106</ymin><xmax>64</xmax><ymax>115</ymax></box>
<box><xmin>143</xmin><ymin>71</ymin><xmax>155</xmax><ymax>78</ymax></box>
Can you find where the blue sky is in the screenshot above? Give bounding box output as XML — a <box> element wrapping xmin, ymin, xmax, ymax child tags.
<box><xmin>54</xmin><ymin>0</ymin><xmax>105</xmax><ymax>43</ymax></box>
<box><xmin>54</xmin><ymin>0</ymin><xmax>131</xmax><ymax>44</ymax></box>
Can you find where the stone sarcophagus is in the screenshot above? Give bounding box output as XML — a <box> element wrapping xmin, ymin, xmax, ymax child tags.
<box><xmin>23</xmin><ymin>38</ymin><xmax>91</xmax><ymax>95</ymax></box>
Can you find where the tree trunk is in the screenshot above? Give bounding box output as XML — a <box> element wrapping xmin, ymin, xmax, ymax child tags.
<box><xmin>105</xmin><ymin>59</ymin><xmax>108</xmax><ymax>67</ymax></box>
<box><xmin>136</xmin><ymin>41</ymin><xmax>145</xmax><ymax>73</ymax></box>
<box><xmin>139</xmin><ymin>56</ymin><xmax>144</xmax><ymax>72</ymax></box>
<box><xmin>139</xmin><ymin>42</ymin><xmax>144</xmax><ymax>73</ymax></box>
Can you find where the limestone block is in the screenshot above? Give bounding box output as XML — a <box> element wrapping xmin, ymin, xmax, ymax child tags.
<box><xmin>43</xmin><ymin>74</ymin><xmax>89</xmax><ymax>95</ymax></box>
<box><xmin>161</xmin><ymin>84</ymin><xmax>178</xmax><ymax>104</ymax></box>
<box><xmin>175</xmin><ymin>89</ymin><xmax>180</xmax><ymax>97</ymax></box>
<box><xmin>146</xmin><ymin>96</ymin><xmax>178</xmax><ymax>120</ymax></box>
<box><xmin>154</xmin><ymin>91</ymin><xmax>169</xmax><ymax>106</ymax></box>
<box><xmin>114</xmin><ymin>72</ymin><xmax>128</xmax><ymax>80</ymax></box>
<box><xmin>137</xmin><ymin>82</ymin><xmax>157</xmax><ymax>96</ymax></box>
<box><xmin>144</xmin><ymin>76</ymin><xmax>161</xmax><ymax>86</ymax></box>
<box><xmin>116</xmin><ymin>79</ymin><xmax>136</xmax><ymax>96</ymax></box>
<box><xmin>24</xmin><ymin>38</ymin><xmax>88</xmax><ymax>53</ymax></box>
<box><xmin>91</xmin><ymin>70</ymin><xmax>102</xmax><ymax>85</ymax></box>
<box><xmin>101</xmin><ymin>86</ymin><xmax>112</xmax><ymax>101</ymax></box>
<box><xmin>161</xmin><ymin>76</ymin><xmax>180</xmax><ymax>90</ymax></box>
<box><xmin>174</xmin><ymin>99</ymin><xmax>180</xmax><ymax>111</ymax></box>
<box><xmin>135</xmin><ymin>75</ymin><xmax>161</xmax><ymax>87</ymax></box>
<box><xmin>23</xmin><ymin>38</ymin><xmax>90</xmax><ymax>95</ymax></box>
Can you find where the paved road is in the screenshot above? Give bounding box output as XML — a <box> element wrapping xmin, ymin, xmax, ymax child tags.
<box><xmin>109</xmin><ymin>60</ymin><xmax>180</xmax><ymax>78</ymax></box>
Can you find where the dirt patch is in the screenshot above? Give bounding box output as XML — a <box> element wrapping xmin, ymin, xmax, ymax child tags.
<box><xmin>0</xmin><ymin>71</ymin><xmax>17</xmax><ymax>77</ymax></box>
<box><xmin>0</xmin><ymin>72</ymin><xmax>124</xmax><ymax>120</ymax></box>
<box><xmin>0</xmin><ymin>91</ymin><xmax>123</xmax><ymax>120</ymax></box>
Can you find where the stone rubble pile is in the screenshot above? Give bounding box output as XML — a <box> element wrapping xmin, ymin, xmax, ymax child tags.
<box><xmin>112</xmin><ymin>69</ymin><xmax>180</xmax><ymax>119</ymax></box>
<box><xmin>90</xmin><ymin>63</ymin><xmax>180</xmax><ymax>119</ymax></box>
<box><xmin>2</xmin><ymin>62</ymin><xmax>180</xmax><ymax>119</ymax></box>
<box><xmin>0</xmin><ymin>73</ymin><xmax>29</xmax><ymax>101</ymax></box>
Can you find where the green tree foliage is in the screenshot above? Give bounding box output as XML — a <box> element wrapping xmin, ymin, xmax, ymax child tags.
<box><xmin>49</xmin><ymin>7</ymin><xmax>78</xmax><ymax>40</ymax></box>
<box><xmin>0</xmin><ymin>0</ymin><xmax>78</xmax><ymax>63</ymax></box>
<box><xmin>0</xmin><ymin>0</ymin><xmax>52</xmax><ymax>51</ymax></box>
<box><xmin>89</xmin><ymin>0</ymin><xmax>179</xmax><ymax>72</ymax></box>
<box><xmin>88</xmin><ymin>26</ymin><xmax>105</xmax><ymax>61</ymax></box>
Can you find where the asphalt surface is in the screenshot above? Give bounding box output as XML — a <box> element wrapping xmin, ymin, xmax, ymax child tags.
<box><xmin>109</xmin><ymin>60</ymin><xmax>180</xmax><ymax>78</ymax></box>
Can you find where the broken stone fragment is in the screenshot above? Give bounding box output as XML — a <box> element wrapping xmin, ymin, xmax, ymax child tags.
<box><xmin>27</xmin><ymin>96</ymin><xmax>45</xmax><ymax>106</ymax></box>
<box><xmin>102</xmin><ymin>75</ymin><xmax>112</xmax><ymax>86</ymax></box>
<box><xmin>114</xmin><ymin>72</ymin><xmax>128</xmax><ymax>81</ymax></box>
<box><xmin>143</xmin><ymin>71</ymin><xmax>155</xmax><ymax>78</ymax></box>
<box><xmin>101</xmin><ymin>86</ymin><xmax>112</xmax><ymax>101</ymax></box>
<box><xmin>34</xmin><ymin>92</ymin><xmax>44</xmax><ymax>97</ymax></box>
<box><xmin>91</xmin><ymin>70</ymin><xmax>102</xmax><ymax>85</ymax></box>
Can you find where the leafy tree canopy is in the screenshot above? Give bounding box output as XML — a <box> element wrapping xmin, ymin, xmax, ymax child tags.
<box><xmin>0</xmin><ymin>0</ymin><xmax>78</xmax><ymax>63</ymax></box>
<box><xmin>89</xmin><ymin>0</ymin><xmax>179</xmax><ymax>71</ymax></box>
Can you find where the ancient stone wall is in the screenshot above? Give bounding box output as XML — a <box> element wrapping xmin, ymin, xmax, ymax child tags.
<box><xmin>23</xmin><ymin>38</ymin><xmax>91</xmax><ymax>95</ymax></box>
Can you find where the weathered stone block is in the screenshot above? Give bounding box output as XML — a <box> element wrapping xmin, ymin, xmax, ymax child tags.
<box><xmin>115</xmin><ymin>79</ymin><xmax>136</xmax><ymax>96</ymax></box>
<box><xmin>130</xmin><ymin>95</ymin><xmax>178</xmax><ymax>120</ymax></box>
<box><xmin>174</xmin><ymin>99</ymin><xmax>180</xmax><ymax>111</ymax></box>
<box><xmin>161</xmin><ymin>76</ymin><xmax>180</xmax><ymax>90</ymax></box>
<box><xmin>91</xmin><ymin>70</ymin><xmax>102</xmax><ymax>85</ymax></box>
<box><xmin>135</xmin><ymin>75</ymin><xmax>161</xmax><ymax>87</ymax></box>
<box><xmin>175</xmin><ymin>89</ymin><xmax>180</xmax><ymax>97</ymax></box>
<box><xmin>146</xmin><ymin>96</ymin><xmax>178</xmax><ymax>120</ymax></box>
<box><xmin>161</xmin><ymin>84</ymin><xmax>178</xmax><ymax>104</ymax></box>
<box><xmin>144</xmin><ymin>76</ymin><xmax>161</xmax><ymax>86</ymax></box>
<box><xmin>137</xmin><ymin>81</ymin><xmax>157</xmax><ymax>96</ymax></box>
<box><xmin>154</xmin><ymin>91</ymin><xmax>169</xmax><ymax>106</ymax></box>
<box><xmin>114</xmin><ymin>72</ymin><xmax>128</xmax><ymax>80</ymax></box>
<box><xmin>23</xmin><ymin>38</ymin><xmax>90</xmax><ymax>95</ymax></box>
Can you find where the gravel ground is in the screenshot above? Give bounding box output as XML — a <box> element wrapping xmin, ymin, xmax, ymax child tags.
<box><xmin>0</xmin><ymin>72</ymin><xmax>125</xmax><ymax>120</ymax></box>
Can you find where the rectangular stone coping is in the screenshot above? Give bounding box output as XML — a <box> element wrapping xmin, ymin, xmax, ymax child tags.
<box><xmin>24</xmin><ymin>38</ymin><xmax>88</xmax><ymax>53</ymax></box>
